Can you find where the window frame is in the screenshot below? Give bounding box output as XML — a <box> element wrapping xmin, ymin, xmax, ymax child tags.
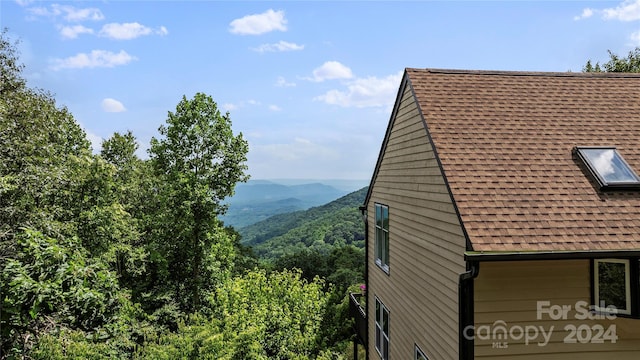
<box><xmin>375</xmin><ymin>297</ymin><xmax>390</xmax><ymax>360</ymax></box>
<box><xmin>591</xmin><ymin>256</ymin><xmax>640</xmax><ymax>319</ymax></box>
<box><xmin>415</xmin><ymin>344</ymin><xmax>428</xmax><ymax>360</ymax></box>
<box><xmin>574</xmin><ymin>146</ymin><xmax>640</xmax><ymax>190</ymax></box>
<box><xmin>374</xmin><ymin>203</ymin><xmax>390</xmax><ymax>273</ymax></box>
<box><xmin>593</xmin><ymin>259</ymin><xmax>632</xmax><ymax>316</ymax></box>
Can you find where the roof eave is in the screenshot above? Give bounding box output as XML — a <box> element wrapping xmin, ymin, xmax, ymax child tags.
<box><xmin>411</xmin><ymin>67</ymin><xmax>640</xmax><ymax>78</ymax></box>
<box><xmin>465</xmin><ymin>249</ymin><xmax>640</xmax><ymax>262</ymax></box>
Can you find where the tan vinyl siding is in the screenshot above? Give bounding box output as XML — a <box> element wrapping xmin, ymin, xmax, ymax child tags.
<box><xmin>367</xmin><ymin>83</ymin><xmax>467</xmax><ymax>360</ymax></box>
<box><xmin>475</xmin><ymin>260</ymin><xmax>640</xmax><ymax>359</ymax></box>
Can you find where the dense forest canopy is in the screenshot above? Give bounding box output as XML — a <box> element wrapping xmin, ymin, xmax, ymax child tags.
<box><xmin>240</xmin><ymin>187</ymin><xmax>367</xmax><ymax>259</ymax></box>
<box><xmin>0</xmin><ymin>30</ymin><xmax>364</xmax><ymax>359</ymax></box>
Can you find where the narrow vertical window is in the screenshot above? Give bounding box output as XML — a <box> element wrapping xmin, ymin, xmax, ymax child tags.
<box><xmin>375</xmin><ymin>203</ymin><xmax>389</xmax><ymax>272</ymax></box>
<box><xmin>594</xmin><ymin>259</ymin><xmax>631</xmax><ymax>315</ymax></box>
<box><xmin>375</xmin><ymin>297</ymin><xmax>390</xmax><ymax>360</ymax></box>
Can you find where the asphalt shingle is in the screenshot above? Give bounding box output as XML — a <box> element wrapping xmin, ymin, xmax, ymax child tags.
<box><xmin>407</xmin><ymin>68</ymin><xmax>640</xmax><ymax>252</ymax></box>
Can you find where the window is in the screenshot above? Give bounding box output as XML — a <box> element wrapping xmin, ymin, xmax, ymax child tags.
<box><xmin>375</xmin><ymin>297</ymin><xmax>389</xmax><ymax>360</ymax></box>
<box><xmin>375</xmin><ymin>203</ymin><xmax>389</xmax><ymax>272</ymax></box>
<box><xmin>591</xmin><ymin>258</ymin><xmax>640</xmax><ymax>318</ymax></box>
<box><xmin>575</xmin><ymin>147</ymin><xmax>640</xmax><ymax>190</ymax></box>
<box><xmin>594</xmin><ymin>259</ymin><xmax>631</xmax><ymax>315</ymax></box>
<box><xmin>415</xmin><ymin>345</ymin><xmax>428</xmax><ymax>360</ymax></box>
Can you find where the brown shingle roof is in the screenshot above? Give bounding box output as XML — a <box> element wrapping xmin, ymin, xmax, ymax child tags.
<box><xmin>407</xmin><ymin>68</ymin><xmax>640</xmax><ymax>252</ymax></box>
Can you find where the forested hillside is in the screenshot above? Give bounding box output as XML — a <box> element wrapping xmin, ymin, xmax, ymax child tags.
<box><xmin>220</xmin><ymin>180</ymin><xmax>349</xmax><ymax>228</ymax></box>
<box><xmin>240</xmin><ymin>186</ymin><xmax>367</xmax><ymax>259</ymax></box>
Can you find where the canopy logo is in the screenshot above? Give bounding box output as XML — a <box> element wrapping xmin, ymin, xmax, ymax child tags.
<box><xmin>463</xmin><ymin>301</ymin><xmax>618</xmax><ymax>349</ymax></box>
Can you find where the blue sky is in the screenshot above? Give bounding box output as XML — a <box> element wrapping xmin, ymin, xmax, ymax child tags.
<box><xmin>3</xmin><ymin>1</ymin><xmax>640</xmax><ymax>180</ymax></box>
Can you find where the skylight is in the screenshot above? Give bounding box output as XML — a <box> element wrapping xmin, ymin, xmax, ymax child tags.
<box><xmin>575</xmin><ymin>147</ymin><xmax>640</xmax><ymax>190</ymax></box>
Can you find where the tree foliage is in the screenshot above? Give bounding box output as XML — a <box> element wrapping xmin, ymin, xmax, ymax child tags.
<box><xmin>0</xmin><ymin>64</ymin><xmax>91</xmax><ymax>258</ymax></box>
<box><xmin>583</xmin><ymin>47</ymin><xmax>640</xmax><ymax>72</ymax></box>
<box><xmin>2</xmin><ymin>229</ymin><xmax>121</xmax><ymax>356</ymax></box>
<box><xmin>150</xmin><ymin>92</ymin><xmax>249</xmax><ymax>215</ymax></box>
<box><xmin>0</xmin><ymin>30</ymin><xmax>360</xmax><ymax>359</ymax></box>
<box><xmin>273</xmin><ymin>246</ymin><xmax>364</xmax><ymax>292</ymax></box>
<box><xmin>213</xmin><ymin>269</ymin><xmax>329</xmax><ymax>359</ymax></box>
<box><xmin>0</xmin><ymin>29</ymin><xmax>25</xmax><ymax>96</ymax></box>
<box><xmin>148</xmin><ymin>92</ymin><xmax>249</xmax><ymax>312</ymax></box>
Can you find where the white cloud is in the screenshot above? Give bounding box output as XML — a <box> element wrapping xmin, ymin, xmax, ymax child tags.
<box><xmin>26</xmin><ymin>6</ymin><xmax>55</xmax><ymax>18</ymax></box>
<box><xmin>101</xmin><ymin>98</ymin><xmax>126</xmax><ymax>113</ymax></box>
<box><xmin>246</xmin><ymin>131</ymin><xmax>263</xmax><ymax>139</ymax></box>
<box><xmin>222</xmin><ymin>103</ymin><xmax>238</xmax><ymax>111</ymax></box>
<box><xmin>275</xmin><ymin>76</ymin><xmax>296</xmax><ymax>87</ymax></box>
<box><xmin>631</xmin><ymin>30</ymin><xmax>640</xmax><ymax>45</ymax></box>
<box><xmin>59</xmin><ymin>4</ymin><xmax>104</xmax><ymax>22</ymax></box>
<box><xmin>593</xmin><ymin>150</ymin><xmax>616</xmax><ymax>176</ymax></box>
<box><xmin>603</xmin><ymin>0</ymin><xmax>640</xmax><ymax>21</ymax></box>
<box><xmin>255</xmin><ymin>138</ymin><xmax>339</xmax><ymax>162</ymax></box>
<box><xmin>59</xmin><ymin>24</ymin><xmax>94</xmax><ymax>39</ymax></box>
<box><xmin>86</xmin><ymin>131</ymin><xmax>103</xmax><ymax>153</ymax></box>
<box><xmin>99</xmin><ymin>22</ymin><xmax>168</xmax><ymax>40</ymax></box>
<box><xmin>308</xmin><ymin>61</ymin><xmax>353</xmax><ymax>82</ymax></box>
<box><xmin>229</xmin><ymin>9</ymin><xmax>287</xmax><ymax>35</ymax></box>
<box><xmin>251</xmin><ymin>40</ymin><xmax>304</xmax><ymax>53</ymax></box>
<box><xmin>15</xmin><ymin>0</ymin><xmax>34</xmax><ymax>6</ymax></box>
<box><xmin>247</xmin><ymin>136</ymin><xmax>377</xmax><ymax>178</ymax></box>
<box><xmin>268</xmin><ymin>105</ymin><xmax>282</xmax><ymax>111</ymax></box>
<box><xmin>314</xmin><ymin>71</ymin><xmax>403</xmax><ymax>108</ymax></box>
<box><xmin>574</xmin><ymin>8</ymin><xmax>594</xmax><ymax>20</ymax></box>
<box><xmin>28</xmin><ymin>4</ymin><xmax>104</xmax><ymax>22</ymax></box>
<box><xmin>51</xmin><ymin>50</ymin><xmax>137</xmax><ymax>70</ymax></box>
<box><xmin>221</xmin><ymin>100</ymin><xmax>263</xmax><ymax>111</ymax></box>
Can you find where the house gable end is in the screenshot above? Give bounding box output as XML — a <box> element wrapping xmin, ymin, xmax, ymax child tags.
<box><xmin>365</xmin><ymin>69</ymin><xmax>473</xmax><ymax>251</ymax></box>
<box><xmin>364</xmin><ymin>70</ymin><xmax>411</xmax><ymax>208</ymax></box>
<box><xmin>366</xmin><ymin>69</ymin><xmax>467</xmax><ymax>360</ymax></box>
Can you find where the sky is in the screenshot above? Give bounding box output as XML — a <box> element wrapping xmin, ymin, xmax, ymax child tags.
<box><xmin>3</xmin><ymin>0</ymin><xmax>640</xmax><ymax>180</ymax></box>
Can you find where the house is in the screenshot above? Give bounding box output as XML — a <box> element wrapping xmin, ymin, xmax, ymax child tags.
<box><xmin>352</xmin><ymin>68</ymin><xmax>640</xmax><ymax>360</ymax></box>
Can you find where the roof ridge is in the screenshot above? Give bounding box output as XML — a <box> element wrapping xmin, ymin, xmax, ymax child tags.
<box><xmin>406</xmin><ymin>67</ymin><xmax>640</xmax><ymax>78</ymax></box>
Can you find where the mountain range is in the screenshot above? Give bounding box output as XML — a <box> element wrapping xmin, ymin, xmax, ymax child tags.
<box><xmin>220</xmin><ymin>179</ymin><xmax>367</xmax><ymax>228</ymax></box>
<box><xmin>238</xmin><ymin>186</ymin><xmax>368</xmax><ymax>260</ymax></box>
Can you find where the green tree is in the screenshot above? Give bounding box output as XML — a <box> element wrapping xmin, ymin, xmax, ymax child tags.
<box><xmin>274</xmin><ymin>249</ymin><xmax>330</xmax><ymax>281</ymax></box>
<box><xmin>326</xmin><ymin>245</ymin><xmax>364</xmax><ymax>292</ymax></box>
<box><xmin>583</xmin><ymin>47</ymin><xmax>640</xmax><ymax>72</ymax></box>
<box><xmin>0</xmin><ymin>30</ymin><xmax>91</xmax><ymax>262</ymax></box>
<box><xmin>0</xmin><ymin>32</ymin><xmax>144</xmax><ymax>357</ymax></box>
<box><xmin>100</xmin><ymin>131</ymin><xmax>141</xmax><ymax>196</ymax></box>
<box><xmin>0</xmin><ymin>29</ymin><xmax>25</xmax><ymax>97</ymax></box>
<box><xmin>1</xmin><ymin>229</ymin><xmax>122</xmax><ymax>356</ymax></box>
<box><xmin>101</xmin><ymin>131</ymin><xmax>138</xmax><ymax>168</ymax></box>
<box><xmin>98</xmin><ymin>132</ymin><xmax>150</xmax><ymax>287</ymax></box>
<box><xmin>213</xmin><ymin>269</ymin><xmax>329</xmax><ymax>359</ymax></box>
<box><xmin>135</xmin><ymin>270</ymin><xmax>330</xmax><ymax>360</ymax></box>
<box><xmin>100</xmin><ymin>132</ymin><xmax>152</xmax><ymax>219</ymax></box>
<box><xmin>224</xmin><ymin>225</ymin><xmax>259</xmax><ymax>275</ymax></box>
<box><xmin>148</xmin><ymin>92</ymin><xmax>249</xmax><ymax>312</ymax></box>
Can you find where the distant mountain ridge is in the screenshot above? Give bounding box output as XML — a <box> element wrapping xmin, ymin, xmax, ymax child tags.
<box><xmin>239</xmin><ymin>186</ymin><xmax>368</xmax><ymax>260</ymax></box>
<box><xmin>220</xmin><ymin>179</ymin><xmax>367</xmax><ymax>228</ymax></box>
